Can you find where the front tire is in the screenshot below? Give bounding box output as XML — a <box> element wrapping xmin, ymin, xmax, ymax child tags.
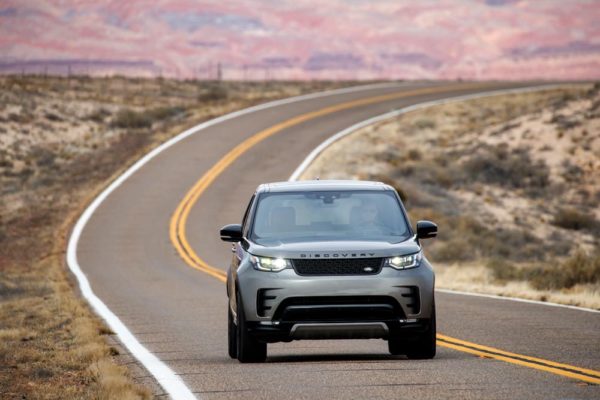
<box><xmin>388</xmin><ymin>303</ymin><xmax>436</xmax><ymax>359</ymax></box>
<box><xmin>388</xmin><ymin>335</ymin><xmax>406</xmax><ymax>356</ymax></box>
<box><xmin>236</xmin><ymin>291</ymin><xmax>267</xmax><ymax>363</ymax></box>
<box><xmin>228</xmin><ymin>304</ymin><xmax>237</xmax><ymax>359</ymax></box>
<box><xmin>406</xmin><ymin>303</ymin><xmax>436</xmax><ymax>360</ymax></box>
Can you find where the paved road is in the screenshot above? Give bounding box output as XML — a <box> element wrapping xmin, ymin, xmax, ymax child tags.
<box><xmin>76</xmin><ymin>82</ymin><xmax>600</xmax><ymax>399</ymax></box>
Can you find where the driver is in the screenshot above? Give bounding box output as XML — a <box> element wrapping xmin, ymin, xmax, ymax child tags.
<box><xmin>359</xmin><ymin>202</ymin><xmax>379</xmax><ymax>226</ymax></box>
<box><xmin>353</xmin><ymin>200</ymin><xmax>386</xmax><ymax>234</ymax></box>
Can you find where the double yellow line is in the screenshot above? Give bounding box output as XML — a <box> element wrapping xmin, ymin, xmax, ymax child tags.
<box><xmin>438</xmin><ymin>335</ymin><xmax>600</xmax><ymax>384</ymax></box>
<box><xmin>169</xmin><ymin>83</ymin><xmax>600</xmax><ymax>385</ymax></box>
<box><xmin>169</xmin><ymin>83</ymin><xmax>476</xmax><ymax>279</ymax></box>
<box><xmin>169</xmin><ymin>83</ymin><xmax>486</xmax><ymax>278</ymax></box>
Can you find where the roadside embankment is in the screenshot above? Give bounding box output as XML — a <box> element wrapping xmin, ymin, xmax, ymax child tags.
<box><xmin>301</xmin><ymin>84</ymin><xmax>600</xmax><ymax>309</ymax></box>
<box><xmin>0</xmin><ymin>76</ymin><xmax>350</xmax><ymax>398</ymax></box>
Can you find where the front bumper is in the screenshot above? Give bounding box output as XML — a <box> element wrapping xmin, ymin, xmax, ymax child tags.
<box><xmin>236</xmin><ymin>259</ymin><xmax>435</xmax><ymax>340</ymax></box>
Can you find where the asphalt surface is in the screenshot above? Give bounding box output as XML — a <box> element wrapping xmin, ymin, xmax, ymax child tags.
<box><xmin>76</xmin><ymin>82</ymin><xmax>600</xmax><ymax>399</ymax></box>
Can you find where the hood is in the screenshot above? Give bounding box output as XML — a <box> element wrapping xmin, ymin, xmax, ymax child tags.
<box><xmin>246</xmin><ymin>238</ymin><xmax>420</xmax><ymax>259</ymax></box>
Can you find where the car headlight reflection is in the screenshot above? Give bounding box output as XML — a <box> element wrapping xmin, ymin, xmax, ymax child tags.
<box><xmin>386</xmin><ymin>251</ymin><xmax>422</xmax><ymax>270</ymax></box>
<box><xmin>250</xmin><ymin>255</ymin><xmax>290</xmax><ymax>272</ymax></box>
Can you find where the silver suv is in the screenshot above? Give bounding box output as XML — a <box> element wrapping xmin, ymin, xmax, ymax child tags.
<box><xmin>221</xmin><ymin>181</ymin><xmax>437</xmax><ymax>363</ymax></box>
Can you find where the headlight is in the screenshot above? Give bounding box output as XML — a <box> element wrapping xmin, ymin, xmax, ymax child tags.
<box><xmin>250</xmin><ymin>255</ymin><xmax>290</xmax><ymax>272</ymax></box>
<box><xmin>385</xmin><ymin>251</ymin><xmax>422</xmax><ymax>270</ymax></box>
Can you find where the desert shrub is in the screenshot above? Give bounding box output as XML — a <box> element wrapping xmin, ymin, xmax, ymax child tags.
<box><xmin>550</xmin><ymin>113</ymin><xmax>580</xmax><ymax>130</ymax></box>
<box><xmin>430</xmin><ymin>165</ymin><xmax>454</xmax><ymax>188</ymax></box>
<box><xmin>430</xmin><ymin>238</ymin><xmax>473</xmax><ymax>262</ymax></box>
<box><xmin>487</xmin><ymin>258</ymin><xmax>521</xmax><ymax>282</ymax></box>
<box><xmin>111</xmin><ymin>106</ymin><xmax>185</xmax><ymax>129</ymax></box>
<box><xmin>361</xmin><ymin>173</ymin><xmax>409</xmax><ymax>202</ymax></box>
<box><xmin>461</xmin><ymin>144</ymin><xmax>549</xmax><ymax>194</ymax></box>
<box><xmin>111</xmin><ymin>108</ymin><xmax>152</xmax><ymax>129</ymax></box>
<box><xmin>407</xmin><ymin>149</ymin><xmax>422</xmax><ymax>161</ymax></box>
<box><xmin>408</xmin><ymin>207</ymin><xmax>446</xmax><ymax>222</ymax></box>
<box><xmin>478</xmin><ymin>227</ymin><xmax>543</xmax><ymax>261</ymax></box>
<box><xmin>551</xmin><ymin>91</ymin><xmax>577</xmax><ymax>110</ymax></box>
<box><xmin>0</xmin><ymin>155</ymin><xmax>12</xmax><ymax>168</ymax></box>
<box><xmin>414</xmin><ymin>118</ymin><xmax>436</xmax><ymax>130</ymax></box>
<box><xmin>491</xmin><ymin>122</ymin><xmax>521</xmax><ymax>136</ymax></box>
<box><xmin>362</xmin><ymin>173</ymin><xmax>441</xmax><ymax>209</ymax></box>
<box><xmin>86</xmin><ymin>108</ymin><xmax>111</xmax><ymax>123</ymax></box>
<box><xmin>44</xmin><ymin>112</ymin><xmax>62</xmax><ymax>122</ymax></box>
<box><xmin>147</xmin><ymin>106</ymin><xmax>185</xmax><ymax>121</ymax></box>
<box><xmin>7</xmin><ymin>112</ymin><xmax>22</xmax><ymax>122</ymax></box>
<box><xmin>423</xmin><ymin>212</ymin><xmax>549</xmax><ymax>263</ymax></box>
<box><xmin>561</xmin><ymin>160</ymin><xmax>584</xmax><ymax>182</ymax></box>
<box><xmin>29</xmin><ymin>146</ymin><xmax>56</xmax><ymax>168</ymax></box>
<box><xmin>528</xmin><ymin>251</ymin><xmax>600</xmax><ymax>290</ymax></box>
<box><xmin>552</xmin><ymin>208</ymin><xmax>599</xmax><ymax>233</ymax></box>
<box><xmin>198</xmin><ymin>84</ymin><xmax>229</xmax><ymax>102</ymax></box>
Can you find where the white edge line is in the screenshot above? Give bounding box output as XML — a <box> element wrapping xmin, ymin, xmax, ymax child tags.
<box><xmin>288</xmin><ymin>83</ymin><xmax>599</xmax><ymax>314</ymax></box>
<box><xmin>436</xmin><ymin>289</ymin><xmax>599</xmax><ymax>313</ymax></box>
<box><xmin>65</xmin><ymin>81</ymin><xmax>417</xmax><ymax>400</ymax></box>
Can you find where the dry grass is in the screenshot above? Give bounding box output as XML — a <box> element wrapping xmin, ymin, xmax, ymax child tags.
<box><xmin>301</xmin><ymin>83</ymin><xmax>600</xmax><ymax>309</ymax></box>
<box><xmin>436</xmin><ymin>263</ymin><xmax>600</xmax><ymax>310</ymax></box>
<box><xmin>0</xmin><ymin>75</ymin><xmax>351</xmax><ymax>398</ymax></box>
<box><xmin>0</xmin><ymin>256</ymin><xmax>151</xmax><ymax>399</ymax></box>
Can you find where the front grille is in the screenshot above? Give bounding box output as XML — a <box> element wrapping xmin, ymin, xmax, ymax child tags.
<box><xmin>291</xmin><ymin>258</ymin><xmax>384</xmax><ymax>275</ymax></box>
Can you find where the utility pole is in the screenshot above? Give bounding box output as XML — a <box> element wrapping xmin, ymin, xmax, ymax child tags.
<box><xmin>217</xmin><ymin>62</ymin><xmax>222</xmax><ymax>81</ymax></box>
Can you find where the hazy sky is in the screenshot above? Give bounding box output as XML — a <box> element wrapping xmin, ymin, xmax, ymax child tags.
<box><xmin>1</xmin><ymin>0</ymin><xmax>599</xmax><ymax>80</ymax></box>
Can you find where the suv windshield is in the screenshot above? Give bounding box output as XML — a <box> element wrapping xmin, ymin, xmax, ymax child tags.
<box><xmin>250</xmin><ymin>190</ymin><xmax>410</xmax><ymax>244</ymax></box>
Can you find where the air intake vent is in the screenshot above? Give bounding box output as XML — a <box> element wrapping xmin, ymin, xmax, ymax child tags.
<box><xmin>256</xmin><ymin>288</ymin><xmax>279</xmax><ymax>317</ymax></box>
<box><xmin>397</xmin><ymin>286</ymin><xmax>420</xmax><ymax>315</ymax></box>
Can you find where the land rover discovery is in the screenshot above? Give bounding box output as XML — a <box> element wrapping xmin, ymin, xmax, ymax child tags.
<box><xmin>220</xmin><ymin>180</ymin><xmax>437</xmax><ymax>363</ymax></box>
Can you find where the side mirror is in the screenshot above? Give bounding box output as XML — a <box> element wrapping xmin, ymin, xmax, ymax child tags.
<box><xmin>416</xmin><ymin>220</ymin><xmax>437</xmax><ymax>239</ymax></box>
<box><xmin>220</xmin><ymin>224</ymin><xmax>243</xmax><ymax>242</ymax></box>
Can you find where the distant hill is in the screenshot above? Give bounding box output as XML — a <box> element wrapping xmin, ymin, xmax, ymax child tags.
<box><xmin>1</xmin><ymin>1</ymin><xmax>599</xmax><ymax>80</ymax></box>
